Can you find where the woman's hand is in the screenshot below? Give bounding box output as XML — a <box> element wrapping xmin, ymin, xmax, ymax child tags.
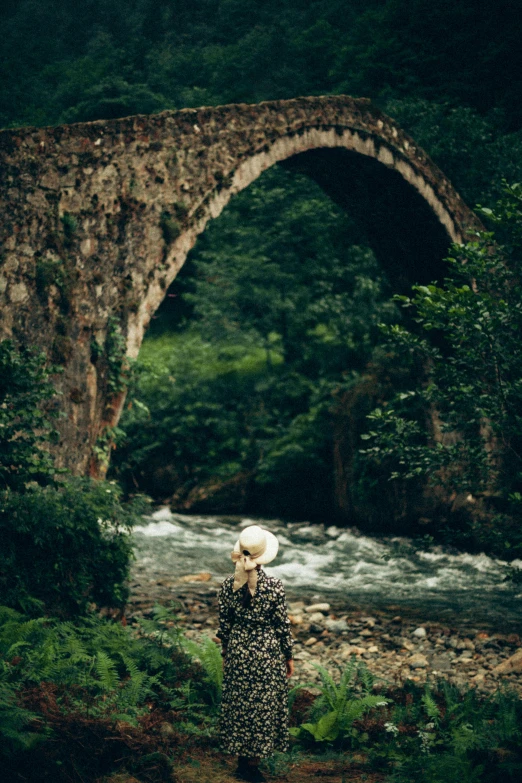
<box><xmin>286</xmin><ymin>659</ymin><xmax>295</xmax><ymax>678</ymax></box>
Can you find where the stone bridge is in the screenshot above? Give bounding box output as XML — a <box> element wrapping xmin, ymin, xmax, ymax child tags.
<box><xmin>0</xmin><ymin>95</ymin><xmax>481</xmax><ymax>475</ymax></box>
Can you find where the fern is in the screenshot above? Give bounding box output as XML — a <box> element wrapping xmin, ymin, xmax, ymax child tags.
<box><xmin>341</xmin><ymin>694</ymin><xmax>389</xmax><ymax>732</ymax></box>
<box><xmin>94</xmin><ymin>651</ymin><xmax>120</xmax><ymax>691</ymax></box>
<box><xmin>181</xmin><ymin>636</ymin><xmax>223</xmax><ymax>706</ymax></box>
<box><xmin>422</xmin><ymin>685</ymin><xmax>441</xmax><ymax>725</ymax></box>
<box><xmin>291</xmin><ymin>659</ymin><xmax>390</xmax><ymax>745</ymax></box>
<box><xmin>358</xmin><ymin>664</ymin><xmax>375</xmax><ymax>694</ymax></box>
<box><xmin>0</xmin><ymin>679</ymin><xmax>46</xmax><ymax>756</ymax></box>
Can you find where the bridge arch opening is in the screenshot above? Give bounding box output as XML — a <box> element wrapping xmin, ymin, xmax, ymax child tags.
<box><xmin>115</xmin><ymin>152</ymin><xmax>446</xmax><ymax>523</ymax></box>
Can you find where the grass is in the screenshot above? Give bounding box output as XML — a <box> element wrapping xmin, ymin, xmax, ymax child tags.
<box><xmin>138</xmin><ymin>332</ymin><xmax>283</xmax><ymax>386</ymax></box>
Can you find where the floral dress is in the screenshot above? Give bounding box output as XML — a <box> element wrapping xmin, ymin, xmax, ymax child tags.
<box><xmin>217</xmin><ymin>567</ymin><xmax>293</xmax><ymax>758</ymax></box>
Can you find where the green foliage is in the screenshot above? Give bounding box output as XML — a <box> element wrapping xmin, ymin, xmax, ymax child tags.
<box><xmin>360</xmin><ymin>183</ymin><xmax>522</xmax><ymax>554</ymax></box>
<box><xmin>0</xmin><ymin>679</ymin><xmax>45</xmax><ymax>756</ymax></box>
<box><xmin>384</xmin><ymin>100</ymin><xmax>522</xmax><ymax>207</ymax></box>
<box><xmin>181</xmin><ymin>635</ymin><xmax>223</xmax><ymax>708</ymax></box>
<box><xmin>0</xmin><ymin>338</ymin><xmax>148</xmax><ymax>619</ymax></box>
<box><xmin>293</xmin><ymin>693</ymin><xmax>388</xmax><ymax>744</ymax></box>
<box><xmin>0</xmin><ymin>477</ymin><xmax>148</xmax><ymax>617</ymax></box>
<box><xmin>160</xmin><ymin>211</ymin><xmax>181</xmax><ymax>244</ymax></box>
<box><xmin>378</xmin><ymin>682</ymin><xmax>522</xmax><ymax>783</ymax></box>
<box><xmin>104</xmin><ymin>315</ymin><xmax>134</xmax><ymax>396</ymax></box>
<box><xmin>0</xmin><ymin>603</ymin><xmax>206</xmax><ymax>762</ymax></box>
<box><xmin>112</xmin><ymin>169</ymin><xmax>398</xmax><ymax>518</ymax></box>
<box><xmin>290</xmin><ymin>658</ymin><xmax>390</xmax><ymax>745</ymax></box>
<box><xmin>2</xmin><ymin>0</ymin><xmax>522</xmax><ymax>130</ymax></box>
<box><xmin>0</xmin><ymin>340</ymin><xmax>60</xmax><ymax>491</ymax></box>
<box><xmin>289</xmin><ymin>670</ymin><xmax>522</xmax><ymax>782</ymax></box>
<box><xmin>60</xmin><ymin>212</ymin><xmax>77</xmax><ymax>240</ymax></box>
<box><xmin>3</xmin><ymin>0</ymin><xmax>521</xmax><ymax>533</ymax></box>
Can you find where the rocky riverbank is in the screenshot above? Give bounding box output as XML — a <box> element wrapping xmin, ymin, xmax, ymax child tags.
<box><xmin>127</xmin><ymin>565</ymin><xmax>522</xmax><ymax>695</ymax></box>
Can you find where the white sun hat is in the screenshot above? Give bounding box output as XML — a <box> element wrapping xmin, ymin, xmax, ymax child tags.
<box><xmin>233</xmin><ymin>524</ymin><xmax>279</xmax><ymax>564</ymax></box>
<box><xmin>231</xmin><ymin>525</ymin><xmax>279</xmax><ymax>594</ymax></box>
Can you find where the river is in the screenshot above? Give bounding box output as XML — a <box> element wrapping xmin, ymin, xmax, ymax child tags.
<box><xmin>133</xmin><ymin>508</ymin><xmax>522</xmax><ymax>632</ymax></box>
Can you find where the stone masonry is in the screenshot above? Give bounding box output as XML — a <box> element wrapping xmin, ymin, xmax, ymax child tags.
<box><xmin>0</xmin><ymin>95</ymin><xmax>481</xmax><ymax>475</ymax></box>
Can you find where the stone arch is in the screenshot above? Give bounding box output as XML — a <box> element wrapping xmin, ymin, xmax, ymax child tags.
<box><xmin>0</xmin><ymin>96</ymin><xmax>481</xmax><ymax>474</ymax></box>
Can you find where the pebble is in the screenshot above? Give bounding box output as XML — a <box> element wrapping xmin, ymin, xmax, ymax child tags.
<box><xmin>305</xmin><ymin>603</ymin><xmax>330</xmax><ymax>614</ymax></box>
<box><xmin>408</xmin><ymin>653</ymin><xmax>429</xmax><ymax>669</ymax></box>
<box><xmin>308</xmin><ymin>612</ymin><xmax>326</xmax><ymax>624</ymax></box>
<box><xmin>413</xmin><ymin>627</ymin><xmax>427</xmax><ymax>638</ymax></box>
<box><xmin>430</xmin><ymin>655</ymin><xmax>452</xmax><ymax>672</ymax></box>
<box><xmin>324</xmin><ymin>618</ymin><xmax>349</xmax><ymax>633</ymax></box>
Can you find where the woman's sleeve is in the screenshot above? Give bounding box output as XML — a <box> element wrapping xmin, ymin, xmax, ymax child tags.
<box><xmin>216</xmin><ymin>579</ymin><xmax>234</xmax><ymax>649</ymax></box>
<box><xmin>272</xmin><ymin>581</ymin><xmax>294</xmax><ymax>660</ymax></box>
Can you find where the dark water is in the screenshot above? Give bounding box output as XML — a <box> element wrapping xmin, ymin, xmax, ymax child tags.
<box><xmin>133</xmin><ymin>508</ymin><xmax>522</xmax><ymax>631</ymax></box>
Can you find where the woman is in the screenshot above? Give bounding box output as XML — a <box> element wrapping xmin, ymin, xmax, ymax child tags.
<box><xmin>217</xmin><ymin>524</ymin><xmax>294</xmax><ymax>782</ymax></box>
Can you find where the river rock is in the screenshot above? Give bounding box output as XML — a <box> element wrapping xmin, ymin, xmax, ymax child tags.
<box><xmin>339</xmin><ymin>644</ymin><xmax>366</xmax><ymax>659</ymax></box>
<box><xmin>305</xmin><ymin>637</ymin><xmax>318</xmax><ymax>646</ymax></box>
<box><xmin>305</xmin><ymin>603</ymin><xmax>330</xmax><ymax>614</ymax></box>
<box><xmin>430</xmin><ymin>655</ymin><xmax>452</xmax><ymax>672</ymax></box>
<box><xmin>324</xmin><ymin>618</ymin><xmax>349</xmax><ymax>633</ymax></box>
<box><xmin>408</xmin><ymin>653</ymin><xmax>429</xmax><ymax>669</ymax></box>
<box><xmin>178</xmin><ymin>572</ymin><xmax>212</xmax><ymax>582</ymax></box>
<box><xmin>413</xmin><ymin>627</ymin><xmax>427</xmax><ymax>638</ymax></box>
<box><xmin>308</xmin><ymin>612</ymin><xmax>326</xmax><ymax>624</ymax></box>
<box><xmin>493</xmin><ymin>649</ymin><xmax>522</xmax><ymax>674</ymax></box>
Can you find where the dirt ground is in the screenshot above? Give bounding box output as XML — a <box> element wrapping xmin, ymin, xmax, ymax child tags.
<box><xmin>171</xmin><ymin>747</ymin><xmax>384</xmax><ymax>783</ymax></box>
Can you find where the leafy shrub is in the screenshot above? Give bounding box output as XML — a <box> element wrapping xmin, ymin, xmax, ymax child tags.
<box><xmin>0</xmin><ymin>605</ymin><xmax>189</xmax><ymax>721</ymax></box>
<box><xmin>378</xmin><ymin>681</ymin><xmax>522</xmax><ymax>783</ymax></box>
<box><xmin>0</xmin><ymin>338</ymin><xmax>150</xmax><ymax>618</ymax></box>
<box><xmin>0</xmin><ymin>477</ymin><xmax>148</xmax><ymax>617</ymax></box>
<box><xmin>0</xmin><ymin>340</ymin><xmax>59</xmax><ymax>491</ymax></box>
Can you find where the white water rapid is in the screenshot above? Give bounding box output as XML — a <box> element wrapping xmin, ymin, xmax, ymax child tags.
<box><xmin>133</xmin><ymin>508</ymin><xmax>522</xmax><ymax>630</ymax></box>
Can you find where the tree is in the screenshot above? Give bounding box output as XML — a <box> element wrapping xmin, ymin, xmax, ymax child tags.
<box><xmin>361</xmin><ymin>182</ymin><xmax>522</xmax><ymax>555</ymax></box>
